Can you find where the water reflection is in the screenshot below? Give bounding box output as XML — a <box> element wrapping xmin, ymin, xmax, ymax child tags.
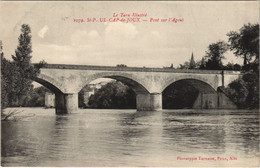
<box><xmin>118</xmin><ymin>111</ymin><xmax>157</xmax><ymax>138</ymax></box>
<box><xmin>1</xmin><ymin>114</ymin><xmax>57</xmax><ymax>166</ymax></box>
<box><xmin>162</xmin><ymin>111</ymin><xmax>226</xmax><ymax>154</ymax></box>
<box><xmin>1</xmin><ymin>108</ymin><xmax>259</xmax><ymax>166</ymax></box>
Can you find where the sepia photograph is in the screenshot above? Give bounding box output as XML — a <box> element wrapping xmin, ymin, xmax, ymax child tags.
<box><xmin>0</xmin><ymin>1</ymin><xmax>259</xmax><ymax>167</ymax></box>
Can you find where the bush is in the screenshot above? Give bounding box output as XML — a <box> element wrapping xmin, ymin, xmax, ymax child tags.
<box><xmin>88</xmin><ymin>81</ymin><xmax>136</xmax><ymax>109</ymax></box>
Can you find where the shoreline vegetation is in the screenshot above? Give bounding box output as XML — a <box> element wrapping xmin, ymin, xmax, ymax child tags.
<box><xmin>1</xmin><ymin>108</ymin><xmax>35</xmax><ymax>121</ymax></box>
<box><xmin>1</xmin><ymin>23</ymin><xmax>259</xmax><ymax>121</ymax></box>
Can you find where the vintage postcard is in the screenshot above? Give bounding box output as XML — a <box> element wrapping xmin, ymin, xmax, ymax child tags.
<box><xmin>0</xmin><ymin>1</ymin><xmax>259</xmax><ymax>167</ymax></box>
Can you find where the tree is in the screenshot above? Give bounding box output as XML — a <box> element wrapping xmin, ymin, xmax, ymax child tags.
<box><xmin>1</xmin><ymin>44</ymin><xmax>9</xmax><ymax>110</ymax></box>
<box><xmin>233</xmin><ymin>64</ymin><xmax>242</xmax><ymax>70</ymax></box>
<box><xmin>178</xmin><ymin>61</ymin><xmax>190</xmax><ymax>69</ymax></box>
<box><xmin>227</xmin><ymin>23</ymin><xmax>259</xmax><ymax>66</ymax></box>
<box><xmin>8</xmin><ymin>24</ymin><xmax>35</xmax><ymax>106</ymax></box>
<box><xmin>224</xmin><ymin>79</ymin><xmax>249</xmax><ymax>108</ymax></box>
<box><xmin>1</xmin><ymin>41</ymin><xmax>22</xmax><ymax>109</ymax></box>
<box><xmin>163</xmin><ymin>64</ymin><xmax>175</xmax><ymax>69</ymax></box>
<box><xmin>27</xmin><ymin>86</ymin><xmax>51</xmax><ymax>107</ymax></box>
<box><xmin>224</xmin><ymin>23</ymin><xmax>259</xmax><ymax>109</ymax></box>
<box><xmin>2</xmin><ymin>24</ymin><xmax>40</xmax><ymax>107</ymax></box>
<box><xmin>204</xmin><ymin>41</ymin><xmax>228</xmax><ymax>70</ymax></box>
<box><xmin>223</xmin><ymin>62</ymin><xmax>242</xmax><ymax>70</ymax></box>
<box><xmin>88</xmin><ymin>81</ymin><xmax>136</xmax><ymax>109</ymax></box>
<box><xmin>224</xmin><ymin>71</ymin><xmax>259</xmax><ymax>109</ymax></box>
<box><xmin>199</xmin><ymin>57</ymin><xmax>206</xmax><ymax>69</ymax></box>
<box><xmin>78</xmin><ymin>85</ymin><xmax>94</xmax><ymax>108</ymax></box>
<box><xmin>242</xmin><ymin>71</ymin><xmax>259</xmax><ymax>109</ymax></box>
<box><xmin>224</xmin><ymin>62</ymin><xmax>235</xmax><ymax>70</ymax></box>
<box><xmin>12</xmin><ymin>25</ymin><xmax>32</xmax><ymax>68</ymax></box>
<box><xmin>12</xmin><ymin>24</ymin><xmax>38</xmax><ymax>78</ymax></box>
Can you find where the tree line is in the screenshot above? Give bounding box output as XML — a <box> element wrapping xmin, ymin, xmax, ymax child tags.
<box><xmin>172</xmin><ymin>23</ymin><xmax>258</xmax><ymax>71</ymax></box>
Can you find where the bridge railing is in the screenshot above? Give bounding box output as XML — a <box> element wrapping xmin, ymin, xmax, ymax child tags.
<box><xmin>34</xmin><ymin>63</ymin><xmax>241</xmax><ymax>74</ymax></box>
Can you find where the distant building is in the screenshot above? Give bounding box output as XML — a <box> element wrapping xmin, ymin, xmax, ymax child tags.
<box><xmin>81</xmin><ymin>82</ymin><xmax>109</xmax><ymax>107</ymax></box>
<box><xmin>88</xmin><ymin>82</ymin><xmax>107</xmax><ymax>90</ymax></box>
<box><xmin>189</xmin><ymin>52</ymin><xmax>196</xmax><ymax>69</ymax></box>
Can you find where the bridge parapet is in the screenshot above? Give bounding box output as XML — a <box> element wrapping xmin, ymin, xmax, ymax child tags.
<box><xmin>35</xmin><ymin>64</ymin><xmax>242</xmax><ymax>75</ymax></box>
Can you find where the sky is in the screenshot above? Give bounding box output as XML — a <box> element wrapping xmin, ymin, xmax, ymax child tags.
<box><xmin>0</xmin><ymin>1</ymin><xmax>259</xmax><ymax>68</ymax></box>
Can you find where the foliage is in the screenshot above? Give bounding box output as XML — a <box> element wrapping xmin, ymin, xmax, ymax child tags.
<box><xmin>194</xmin><ymin>60</ymin><xmax>203</xmax><ymax>69</ymax></box>
<box><xmin>223</xmin><ymin>23</ymin><xmax>259</xmax><ymax>109</ymax></box>
<box><xmin>178</xmin><ymin>61</ymin><xmax>190</xmax><ymax>69</ymax></box>
<box><xmin>88</xmin><ymin>81</ymin><xmax>136</xmax><ymax>109</ymax></box>
<box><xmin>163</xmin><ymin>64</ymin><xmax>175</xmax><ymax>69</ymax></box>
<box><xmin>178</xmin><ymin>60</ymin><xmax>202</xmax><ymax>69</ymax></box>
<box><xmin>34</xmin><ymin>60</ymin><xmax>48</xmax><ymax>69</ymax></box>
<box><xmin>78</xmin><ymin>85</ymin><xmax>94</xmax><ymax>108</ymax></box>
<box><xmin>204</xmin><ymin>41</ymin><xmax>228</xmax><ymax>70</ymax></box>
<box><xmin>223</xmin><ymin>79</ymin><xmax>249</xmax><ymax>108</ymax></box>
<box><xmin>10</xmin><ymin>24</ymin><xmax>35</xmax><ymax>106</ymax></box>
<box><xmin>227</xmin><ymin>23</ymin><xmax>259</xmax><ymax>65</ymax></box>
<box><xmin>27</xmin><ymin>86</ymin><xmax>51</xmax><ymax>107</ymax></box>
<box><xmin>3</xmin><ymin>84</ymin><xmax>51</xmax><ymax>108</ymax></box>
<box><xmin>224</xmin><ymin>71</ymin><xmax>259</xmax><ymax>109</ymax></box>
<box><xmin>12</xmin><ymin>25</ymin><xmax>32</xmax><ymax>68</ymax></box>
<box><xmin>1</xmin><ymin>55</ymin><xmax>26</xmax><ymax>107</ymax></box>
<box><xmin>199</xmin><ymin>57</ymin><xmax>206</xmax><ymax>69</ymax></box>
<box><xmin>242</xmin><ymin>62</ymin><xmax>259</xmax><ymax>72</ymax></box>
<box><xmin>1</xmin><ymin>55</ymin><xmax>12</xmax><ymax>109</ymax></box>
<box><xmin>242</xmin><ymin>71</ymin><xmax>259</xmax><ymax>109</ymax></box>
<box><xmin>1</xmin><ymin>24</ymin><xmax>44</xmax><ymax>109</ymax></box>
<box><xmin>12</xmin><ymin>24</ymin><xmax>39</xmax><ymax>79</ymax></box>
<box><xmin>223</xmin><ymin>62</ymin><xmax>242</xmax><ymax>70</ymax></box>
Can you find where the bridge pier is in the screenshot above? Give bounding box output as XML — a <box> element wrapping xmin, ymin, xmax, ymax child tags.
<box><xmin>55</xmin><ymin>93</ymin><xmax>78</xmax><ymax>114</ymax></box>
<box><xmin>193</xmin><ymin>91</ymin><xmax>237</xmax><ymax>109</ymax></box>
<box><xmin>136</xmin><ymin>93</ymin><xmax>162</xmax><ymax>111</ymax></box>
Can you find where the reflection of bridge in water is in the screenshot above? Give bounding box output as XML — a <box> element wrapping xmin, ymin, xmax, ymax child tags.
<box><xmin>35</xmin><ymin>64</ymin><xmax>241</xmax><ymax>114</ymax></box>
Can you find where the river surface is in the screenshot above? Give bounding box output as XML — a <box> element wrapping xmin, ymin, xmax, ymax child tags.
<box><xmin>1</xmin><ymin>108</ymin><xmax>259</xmax><ymax>167</ymax></box>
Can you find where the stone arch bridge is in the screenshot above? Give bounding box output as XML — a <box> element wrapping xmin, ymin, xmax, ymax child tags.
<box><xmin>35</xmin><ymin>64</ymin><xmax>241</xmax><ymax>114</ymax></box>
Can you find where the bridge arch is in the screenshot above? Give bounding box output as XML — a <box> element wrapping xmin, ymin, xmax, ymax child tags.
<box><xmin>161</xmin><ymin>75</ymin><xmax>218</xmax><ymax>93</ymax></box>
<box><xmin>77</xmin><ymin>72</ymin><xmax>150</xmax><ymax>94</ymax></box>
<box><xmin>163</xmin><ymin>78</ymin><xmax>216</xmax><ymax>93</ymax></box>
<box><xmin>35</xmin><ymin>74</ymin><xmax>78</xmax><ymax>114</ymax></box>
<box><xmin>162</xmin><ymin>78</ymin><xmax>217</xmax><ymax>109</ymax></box>
<box><xmin>34</xmin><ymin>74</ymin><xmax>64</xmax><ymax>94</ymax></box>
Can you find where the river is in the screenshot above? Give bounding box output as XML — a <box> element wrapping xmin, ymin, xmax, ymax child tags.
<box><xmin>1</xmin><ymin>108</ymin><xmax>259</xmax><ymax>167</ymax></box>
